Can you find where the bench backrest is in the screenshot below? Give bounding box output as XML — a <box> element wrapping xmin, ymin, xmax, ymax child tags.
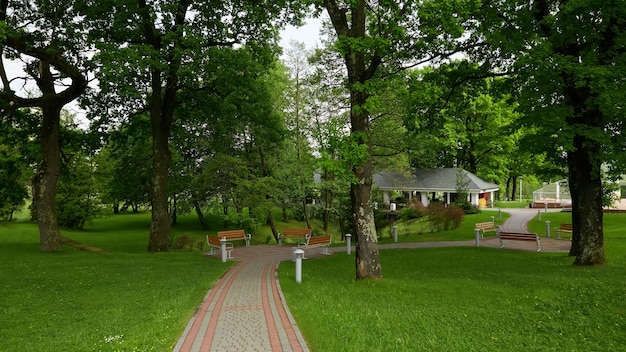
<box><xmin>281</xmin><ymin>228</ymin><xmax>311</xmax><ymax>237</ymax></box>
<box><xmin>475</xmin><ymin>222</ymin><xmax>495</xmax><ymax>229</ymax></box>
<box><xmin>307</xmin><ymin>235</ymin><xmax>331</xmax><ymax>246</ymax></box>
<box><xmin>217</xmin><ymin>229</ymin><xmax>246</xmax><ymax>240</ymax></box>
<box><xmin>559</xmin><ymin>224</ymin><xmax>573</xmax><ymax>231</ymax></box>
<box><xmin>499</xmin><ymin>232</ymin><xmax>538</xmax><ymax>240</ymax></box>
<box><xmin>207</xmin><ymin>235</ymin><xmax>221</xmax><ymax>247</ymax></box>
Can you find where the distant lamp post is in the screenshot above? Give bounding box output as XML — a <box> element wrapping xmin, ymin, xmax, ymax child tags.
<box><xmin>519</xmin><ymin>176</ymin><xmax>523</xmax><ymax>201</ymax></box>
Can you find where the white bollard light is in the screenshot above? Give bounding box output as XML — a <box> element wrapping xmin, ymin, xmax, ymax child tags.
<box><xmin>393</xmin><ymin>225</ymin><xmax>398</xmax><ymax>243</ymax></box>
<box><xmin>545</xmin><ymin>202</ymin><xmax>548</xmax><ymax>212</ymax></box>
<box><xmin>498</xmin><ymin>209</ymin><xmax>502</xmax><ymax>220</ymax></box>
<box><xmin>220</xmin><ymin>237</ymin><xmax>227</xmax><ymax>263</ymax></box>
<box><xmin>294</xmin><ymin>249</ymin><xmax>304</xmax><ymax>284</ymax></box>
<box><xmin>490</xmin><ymin>216</ymin><xmax>495</xmax><ymax>224</ymax></box>
<box><xmin>475</xmin><ymin>229</ymin><xmax>481</xmax><ymax>247</ymax></box>
<box><xmin>546</xmin><ymin>220</ymin><xmax>551</xmax><ymax>238</ymax></box>
<box><xmin>345</xmin><ymin>233</ymin><xmax>352</xmax><ymax>255</ymax></box>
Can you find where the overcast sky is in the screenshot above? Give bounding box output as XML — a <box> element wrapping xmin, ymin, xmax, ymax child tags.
<box><xmin>279</xmin><ymin>18</ymin><xmax>323</xmax><ymax>51</ymax></box>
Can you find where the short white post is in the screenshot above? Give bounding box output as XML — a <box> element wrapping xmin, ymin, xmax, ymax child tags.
<box><xmin>490</xmin><ymin>216</ymin><xmax>495</xmax><ymax>224</ymax></box>
<box><xmin>537</xmin><ymin>209</ymin><xmax>541</xmax><ymax>221</ymax></box>
<box><xmin>220</xmin><ymin>237</ymin><xmax>227</xmax><ymax>263</ymax></box>
<box><xmin>545</xmin><ymin>220</ymin><xmax>551</xmax><ymax>238</ymax></box>
<box><xmin>498</xmin><ymin>209</ymin><xmax>502</xmax><ymax>220</ymax></box>
<box><xmin>544</xmin><ymin>202</ymin><xmax>548</xmax><ymax>212</ymax></box>
<box><xmin>294</xmin><ymin>249</ymin><xmax>304</xmax><ymax>284</ymax></box>
<box><xmin>393</xmin><ymin>226</ymin><xmax>398</xmax><ymax>243</ymax></box>
<box><xmin>475</xmin><ymin>229</ymin><xmax>481</xmax><ymax>247</ymax></box>
<box><xmin>345</xmin><ymin>233</ymin><xmax>352</xmax><ymax>255</ymax></box>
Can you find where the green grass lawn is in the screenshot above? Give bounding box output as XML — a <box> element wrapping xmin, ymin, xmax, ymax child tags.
<box><xmin>377</xmin><ymin>210</ymin><xmax>509</xmax><ymax>243</ymax></box>
<box><xmin>0</xmin><ymin>215</ymin><xmax>233</xmax><ymax>352</ymax></box>
<box><xmin>3</xmin><ymin>209</ymin><xmax>624</xmax><ymax>351</ymax></box>
<box><xmin>279</xmin><ymin>211</ymin><xmax>626</xmax><ymax>352</ymax></box>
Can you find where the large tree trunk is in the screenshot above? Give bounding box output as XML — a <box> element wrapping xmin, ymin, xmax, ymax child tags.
<box><xmin>33</xmin><ymin>103</ymin><xmax>63</xmax><ymax>252</ymax></box>
<box><xmin>511</xmin><ymin>176</ymin><xmax>518</xmax><ymax>201</ymax></box>
<box><xmin>148</xmin><ymin>109</ymin><xmax>171</xmax><ymax>252</ymax></box>
<box><xmin>568</xmin><ymin>138</ymin><xmax>605</xmax><ymax>265</ymax></box>
<box><xmin>325</xmin><ymin>0</ymin><xmax>382</xmax><ymax>280</ymax></box>
<box><xmin>147</xmin><ymin>68</ymin><xmax>174</xmax><ymax>252</ymax></box>
<box><xmin>351</xmin><ymin>89</ymin><xmax>382</xmax><ymax>280</ymax></box>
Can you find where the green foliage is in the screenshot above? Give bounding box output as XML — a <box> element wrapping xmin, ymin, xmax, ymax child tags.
<box><xmin>426</xmin><ymin>203</ymin><xmax>465</xmax><ymax>232</ymax></box>
<box><xmin>94</xmin><ymin>115</ymin><xmax>152</xmax><ymax>213</ymax></box>
<box><xmin>403</xmin><ymin>62</ymin><xmax>522</xmax><ymax>183</ymax></box>
<box><xmin>0</xmin><ymin>110</ymin><xmax>40</xmax><ymax>221</ymax></box>
<box><xmin>56</xmin><ymin>151</ymin><xmax>104</xmax><ymax>230</ymax></box>
<box><xmin>221</xmin><ymin>211</ymin><xmax>260</xmax><ymax>235</ymax></box>
<box><xmin>0</xmin><ymin>144</ymin><xmax>29</xmax><ymax>221</ymax></box>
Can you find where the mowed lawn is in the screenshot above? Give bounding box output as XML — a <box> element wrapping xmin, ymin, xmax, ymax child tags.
<box><xmin>279</xmin><ymin>212</ymin><xmax>626</xmax><ymax>352</ymax></box>
<box><xmin>0</xmin><ymin>213</ymin><xmax>233</xmax><ymax>352</ymax></box>
<box><xmin>2</xmin><ymin>210</ymin><xmax>625</xmax><ymax>351</ymax></box>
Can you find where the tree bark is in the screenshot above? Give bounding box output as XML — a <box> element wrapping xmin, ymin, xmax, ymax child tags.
<box><xmin>146</xmin><ymin>65</ymin><xmax>175</xmax><ymax>251</ymax></box>
<box><xmin>324</xmin><ymin>0</ymin><xmax>382</xmax><ymax>279</ymax></box>
<box><xmin>33</xmin><ymin>102</ymin><xmax>63</xmax><ymax>252</ymax></box>
<box><xmin>567</xmin><ymin>136</ymin><xmax>605</xmax><ymax>264</ymax></box>
<box><xmin>141</xmin><ymin>0</ymin><xmax>189</xmax><ymax>252</ymax></box>
<box><xmin>147</xmin><ymin>103</ymin><xmax>172</xmax><ymax>251</ymax></box>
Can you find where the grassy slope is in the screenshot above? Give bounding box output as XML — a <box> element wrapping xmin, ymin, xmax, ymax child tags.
<box><xmin>0</xmin><ymin>215</ymin><xmax>233</xmax><ymax>352</ymax></box>
<box><xmin>279</xmin><ymin>211</ymin><xmax>626</xmax><ymax>352</ymax></box>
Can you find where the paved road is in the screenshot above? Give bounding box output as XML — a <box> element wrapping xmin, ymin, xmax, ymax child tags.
<box><xmin>172</xmin><ymin>209</ymin><xmax>571</xmax><ymax>351</ymax></box>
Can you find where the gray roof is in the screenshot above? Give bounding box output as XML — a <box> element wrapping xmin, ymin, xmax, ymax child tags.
<box><xmin>373</xmin><ymin>168</ymin><xmax>500</xmax><ymax>193</ymax></box>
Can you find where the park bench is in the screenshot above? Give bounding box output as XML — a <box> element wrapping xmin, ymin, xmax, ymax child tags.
<box><xmin>278</xmin><ymin>228</ymin><xmax>311</xmax><ymax>245</ymax></box>
<box><xmin>554</xmin><ymin>223</ymin><xmax>573</xmax><ymax>239</ymax></box>
<box><xmin>499</xmin><ymin>231</ymin><xmax>541</xmax><ymax>252</ymax></box>
<box><xmin>217</xmin><ymin>229</ymin><xmax>251</xmax><ymax>246</ymax></box>
<box><xmin>475</xmin><ymin>221</ymin><xmax>500</xmax><ymax>239</ymax></box>
<box><xmin>206</xmin><ymin>235</ymin><xmax>234</xmax><ymax>258</ymax></box>
<box><xmin>298</xmin><ymin>234</ymin><xmax>332</xmax><ymax>257</ymax></box>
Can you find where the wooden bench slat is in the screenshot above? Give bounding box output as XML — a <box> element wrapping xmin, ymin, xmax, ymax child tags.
<box><xmin>298</xmin><ymin>234</ymin><xmax>332</xmax><ymax>256</ymax></box>
<box><xmin>278</xmin><ymin>228</ymin><xmax>311</xmax><ymax>245</ymax></box>
<box><xmin>206</xmin><ymin>235</ymin><xmax>234</xmax><ymax>257</ymax></box>
<box><xmin>217</xmin><ymin>229</ymin><xmax>251</xmax><ymax>246</ymax></box>
<box><xmin>554</xmin><ymin>223</ymin><xmax>572</xmax><ymax>239</ymax></box>
<box><xmin>499</xmin><ymin>231</ymin><xmax>541</xmax><ymax>252</ymax></box>
<box><xmin>474</xmin><ymin>221</ymin><xmax>500</xmax><ymax>239</ymax></box>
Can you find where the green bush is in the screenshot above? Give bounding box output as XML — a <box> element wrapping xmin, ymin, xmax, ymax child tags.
<box><xmin>427</xmin><ymin>203</ymin><xmax>464</xmax><ymax>232</ymax></box>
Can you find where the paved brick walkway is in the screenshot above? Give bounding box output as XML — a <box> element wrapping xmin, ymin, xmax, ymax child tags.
<box><xmin>172</xmin><ymin>209</ymin><xmax>571</xmax><ymax>352</ymax></box>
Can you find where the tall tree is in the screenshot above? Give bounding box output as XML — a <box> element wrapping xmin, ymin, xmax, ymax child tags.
<box><xmin>319</xmin><ymin>0</ymin><xmax>480</xmax><ymax>279</ymax></box>
<box><xmin>475</xmin><ymin>0</ymin><xmax>626</xmax><ymax>265</ymax></box>
<box><xmin>0</xmin><ymin>0</ymin><xmax>88</xmax><ymax>251</ymax></box>
<box><xmin>86</xmin><ymin>0</ymin><xmax>309</xmax><ymax>251</ymax></box>
<box><xmin>282</xmin><ymin>41</ymin><xmax>318</xmax><ymax>229</ymax></box>
<box><xmin>403</xmin><ymin>62</ymin><xmax>521</xmax><ymax>185</ymax></box>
